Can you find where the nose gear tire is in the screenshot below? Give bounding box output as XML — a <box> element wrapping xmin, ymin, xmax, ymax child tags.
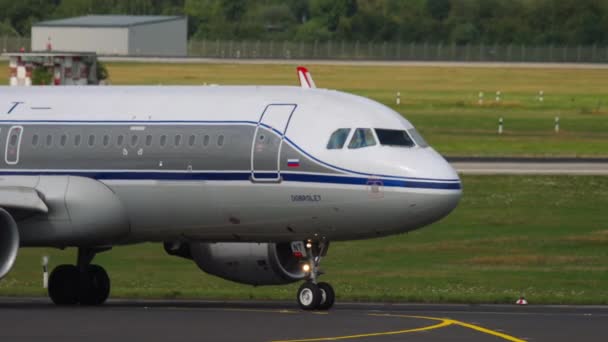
<box><xmin>297</xmin><ymin>282</ymin><xmax>322</xmax><ymax>310</ymax></box>
<box><xmin>317</xmin><ymin>282</ymin><xmax>335</xmax><ymax>310</ymax></box>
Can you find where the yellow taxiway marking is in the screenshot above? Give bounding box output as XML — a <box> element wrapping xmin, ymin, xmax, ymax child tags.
<box><xmin>273</xmin><ymin>313</ymin><xmax>525</xmax><ymax>342</ymax></box>
<box><xmin>371</xmin><ymin>314</ymin><xmax>526</xmax><ymax>342</ymax></box>
<box><xmin>272</xmin><ymin>320</ymin><xmax>452</xmax><ymax>342</ymax></box>
<box><xmin>219</xmin><ymin>308</ymin><xmax>525</xmax><ymax>342</ymax></box>
<box><xmin>451</xmin><ymin>319</ymin><xmax>526</xmax><ymax>342</ymax></box>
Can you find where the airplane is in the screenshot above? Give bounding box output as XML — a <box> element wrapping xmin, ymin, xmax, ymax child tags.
<box><xmin>0</xmin><ymin>67</ymin><xmax>461</xmax><ymax>310</ymax></box>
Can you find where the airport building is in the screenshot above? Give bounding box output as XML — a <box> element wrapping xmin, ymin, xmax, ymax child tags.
<box><xmin>31</xmin><ymin>15</ymin><xmax>187</xmax><ymax>56</ymax></box>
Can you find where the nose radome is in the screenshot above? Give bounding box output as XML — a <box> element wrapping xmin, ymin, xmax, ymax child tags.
<box><xmin>436</xmin><ymin>156</ymin><xmax>462</xmax><ymax>221</ymax></box>
<box><xmin>422</xmin><ymin>149</ymin><xmax>462</xmax><ymax>222</ymax></box>
<box><xmin>433</xmin><ymin>186</ymin><xmax>462</xmax><ymax>222</ymax></box>
<box><xmin>436</xmin><ymin>159</ymin><xmax>460</xmax><ymax>183</ymax></box>
<box><xmin>443</xmin><ymin>158</ymin><xmax>461</xmax><ymax>184</ymax></box>
<box><xmin>431</xmin><ymin>148</ymin><xmax>460</xmax><ymax>181</ymax></box>
<box><xmin>403</xmin><ymin>148</ymin><xmax>460</xmax><ymax>182</ymax></box>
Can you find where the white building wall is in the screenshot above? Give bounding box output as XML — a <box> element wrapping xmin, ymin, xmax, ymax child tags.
<box><xmin>32</xmin><ymin>27</ymin><xmax>129</xmax><ymax>55</ymax></box>
<box><xmin>128</xmin><ymin>18</ymin><xmax>187</xmax><ymax>56</ymax></box>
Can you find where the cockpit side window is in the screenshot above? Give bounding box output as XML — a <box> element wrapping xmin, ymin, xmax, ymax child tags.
<box><xmin>375</xmin><ymin>129</ymin><xmax>415</xmax><ymax>147</ymax></box>
<box><xmin>348</xmin><ymin>128</ymin><xmax>376</xmax><ymax>149</ymax></box>
<box><xmin>326</xmin><ymin>128</ymin><xmax>351</xmax><ymax>149</ymax></box>
<box><xmin>407</xmin><ymin>128</ymin><xmax>429</xmax><ymax>148</ymax></box>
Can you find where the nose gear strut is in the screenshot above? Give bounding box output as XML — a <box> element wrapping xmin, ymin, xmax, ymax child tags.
<box><xmin>296</xmin><ymin>240</ymin><xmax>335</xmax><ymax>310</ymax></box>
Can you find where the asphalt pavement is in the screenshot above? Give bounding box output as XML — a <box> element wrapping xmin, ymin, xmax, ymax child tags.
<box><xmin>1</xmin><ymin>298</ymin><xmax>607</xmax><ymax>342</ymax></box>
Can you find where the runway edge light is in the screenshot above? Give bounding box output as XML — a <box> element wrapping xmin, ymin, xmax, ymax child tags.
<box><xmin>41</xmin><ymin>256</ymin><xmax>49</xmax><ymax>289</ymax></box>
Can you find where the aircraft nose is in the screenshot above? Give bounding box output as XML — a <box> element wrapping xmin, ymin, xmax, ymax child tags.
<box><xmin>408</xmin><ymin>150</ymin><xmax>462</xmax><ymax>227</ymax></box>
<box><xmin>428</xmin><ymin>148</ymin><xmax>460</xmax><ymax>182</ymax></box>
<box><xmin>429</xmin><ymin>156</ymin><xmax>462</xmax><ymax>222</ymax></box>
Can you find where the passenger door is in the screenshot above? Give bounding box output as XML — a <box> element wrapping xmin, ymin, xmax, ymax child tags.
<box><xmin>251</xmin><ymin>104</ymin><xmax>297</xmax><ymax>182</ymax></box>
<box><xmin>5</xmin><ymin>126</ymin><xmax>24</xmax><ymax>165</ymax></box>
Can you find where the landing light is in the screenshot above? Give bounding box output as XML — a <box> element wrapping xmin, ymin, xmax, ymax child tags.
<box><xmin>302</xmin><ymin>263</ymin><xmax>311</xmax><ymax>272</ymax></box>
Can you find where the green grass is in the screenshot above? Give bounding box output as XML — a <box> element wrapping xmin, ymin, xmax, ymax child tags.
<box><xmin>3</xmin><ymin>176</ymin><xmax>608</xmax><ymax>304</ymax></box>
<box><xmin>105</xmin><ymin>63</ymin><xmax>608</xmax><ymax>157</ymax></box>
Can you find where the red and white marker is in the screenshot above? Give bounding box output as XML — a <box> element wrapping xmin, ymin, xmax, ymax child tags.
<box><xmin>515</xmin><ymin>296</ymin><xmax>528</xmax><ymax>305</ymax></box>
<box><xmin>296</xmin><ymin>66</ymin><xmax>316</xmax><ymax>89</ymax></box>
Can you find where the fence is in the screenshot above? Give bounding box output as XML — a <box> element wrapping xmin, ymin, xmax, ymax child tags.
<box><xmin>187</xmin><ymin>40</ymin><xmax>608</xmax><ymax>63</ymax></box>
<box><xmin>1</xmin><ymin>36</ymin><xmax>31</xmax><ymax>53</ymax></box>
<box><xmin>3</xmin><ymin>36</ymin><xmax>608</xmax><ymax>63</ymax></box>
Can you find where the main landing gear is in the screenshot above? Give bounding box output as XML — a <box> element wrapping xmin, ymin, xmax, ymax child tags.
<box><xmin>48</xmin><ymin>248</ymin><xmax>111</xmax><ymax>306</ymax></box>
<box><xmin>296</xmin><ymin>241</ymin><xmax>335</xmax><ymax>311</ymax></box>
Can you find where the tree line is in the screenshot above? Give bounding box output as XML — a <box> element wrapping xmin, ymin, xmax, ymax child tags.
<box><xmin>1</xmin><ymin>0</ymin><xmax>608</xmax><ymax>45</ymax></box>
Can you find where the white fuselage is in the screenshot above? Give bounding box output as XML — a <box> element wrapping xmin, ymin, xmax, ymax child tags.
<box><xmin>0</xmin><ymin>86</ymin><xmax>461</xmax><ymax>246</ymax></box>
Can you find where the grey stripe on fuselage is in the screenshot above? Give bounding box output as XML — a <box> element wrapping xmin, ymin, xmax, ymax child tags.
<box><xmin>0</xmin><ymin>123</ymin><xmax>340</xmax><ymax>175</ymax></box>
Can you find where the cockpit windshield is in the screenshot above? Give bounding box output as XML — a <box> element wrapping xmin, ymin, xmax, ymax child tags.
<box><xmin>407</xmin><ymin>128</ymin><xmax>429</xmax><ymax>148</ymax></box>
<box><xmin>348</xmin><ymin>128</ymin><xmax>376</xmax><ymax>149</ymax></box>
<box><xmin>374</xmin><ymin>129</ymin><xmax>415</xmax><ymax>147</ymax></box>
<box><xmin>326</xmin><ymin>128</ymin><xmax>351</xmax><ymax>149</ymax></box>
<box><xmin>327</xmin><ymin>127</ymin><xmax>428</xmax><ymax>150</ymax></box>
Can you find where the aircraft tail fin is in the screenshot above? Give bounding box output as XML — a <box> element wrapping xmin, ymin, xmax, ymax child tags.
<box><xmin>296</xmin><ymin>66</ymin><xmax>316</xmax><ymax>89</ymax></box>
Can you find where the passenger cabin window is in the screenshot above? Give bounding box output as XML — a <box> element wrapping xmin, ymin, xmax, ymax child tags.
<box><xmin>160</xmin><ymin>135</ymin><xmax>167</xmax><ymax>147</ymax></box>
<box><xmin>130</xmin><ymin>135</ymin><xmax>138</xmax><ymax>147</ymax></box>
<box><xmin>116</xmin><ymin>135</ymin><xmax>124</xmax><ymax>147</ymax></box>
<box><xmin>46</xmin><ymin>134</ymin><xmax>53</xmax><ymax>147</ymax></box>
<box><xmin>203</xmin><ymin>135</ymin><xmax>210</xmax><ymax>147</ymax></box>
<box><xmin>145</xmin><ymin>135</ymin><xmax>152</xmax><ymax>147</ymax></box>
<box><xmin>217</xmin><ymin>135</ymin><xmax>224</xmax><ymax>146</ymax></box>
<box><xmin>326</xmin><ymin>128</ymin><xmax>351</xmax><ymax>149</ymax></box>
<box><xmin>32</xmin><ymin>134</ymin><xmax>39</xmax><ymax>147</ymax></box>
<box><xmin>348</xmin><ymin>128</ymin><xmax>376</xmax><ymax>149</ymax></box>
<box><xmin>74</xmin><ymin>135</ymin><xmax>82</xmax><ymax>147</ymax></box>
<box><xmin>103</xmin><ymin>135</ymin><xmax>110</xmax><ymax>147</ymax></box>
<box><xmin>60</xmin><ymin>134</ymin><xmax>67</xmax><ymax>147</ymax></box>
<box><xmin>174</xmin><ymin>135</ymin><xmax>182</xmax><ymax>147</ymax></box>
<box><xmin>375</xmin><ymin>129</ymin><xmax>415</xmax><ymax>147</ymax></box>
<box><xmin>88</xmin><ymin>135</ymin><xmax>95</xmax><ymax>147</ymax></box>
<box><xmin>188</xmin><ymin>135</ymin><xmax>195</xmax><ymax>147</ymax></box>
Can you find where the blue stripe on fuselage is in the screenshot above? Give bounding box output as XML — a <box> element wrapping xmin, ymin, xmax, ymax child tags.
<box><xmin>0</xmin><ymin>119</ymin><xmax>461</xmax><ymax>183</ymax></box>
<box><xmin>281</xmin><ymin>173</ymin><xmax>461</xmax><ymax>190</ymax></box>
<box><xmin>0</xmin><ymin>170</ymin><xmax>461</xmax><ymax>190</ymax></box>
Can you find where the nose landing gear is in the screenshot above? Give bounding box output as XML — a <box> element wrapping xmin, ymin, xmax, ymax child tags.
<box><xmin>296</xmin><ymin>240</ymin><xmax>335</xmax><ymax>310</ymax></box>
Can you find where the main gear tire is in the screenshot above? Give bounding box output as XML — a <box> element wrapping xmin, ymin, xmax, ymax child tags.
<box><xmin>79</xmin><ymin>264</ymin><xmax>110</xmax><ymax>306</ymax></box>
<box><xmin>48</xmin><ymin>265</ymin><xmax>80</xmax><ymax>305</ymax></box>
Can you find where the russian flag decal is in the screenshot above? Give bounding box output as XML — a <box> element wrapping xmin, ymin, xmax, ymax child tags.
<box><xmin>287</xmin><ymin>158</ymin><xmax>300</xmax><ymax>167</ymax></box>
